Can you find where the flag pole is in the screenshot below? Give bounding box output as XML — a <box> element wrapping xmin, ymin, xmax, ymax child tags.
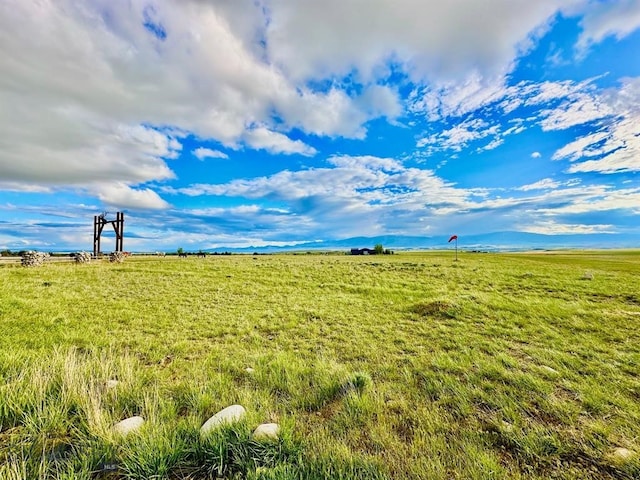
<box><xmin>448</xmin><ymin>235</ymin><xmax>458</xmax><ymax>261</ymax></box>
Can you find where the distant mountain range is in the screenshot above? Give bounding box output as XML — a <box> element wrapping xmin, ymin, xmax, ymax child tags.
<box><xmin>203</xmin><ymin>231</ymin><xmax>638</xmax><ymax>253</ymax></box>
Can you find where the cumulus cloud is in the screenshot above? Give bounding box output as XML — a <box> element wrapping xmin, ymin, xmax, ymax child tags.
<box><xmin>163</xmin><ymin>154</ymin><xmax>471</xmax><ymax>237</ymax></box>
<box><xmin>266</xmin><ymin>0</ymin><xmax>581</xmax><ymax>84</ymax></box>
<box><xmin>0</xmin><ymin>0</ymin><xmax>397</xmax><ymax>194</ymax></box>
<box><xmin>1</xmin><ymin>1</ymin><xmax>609</xmax><ymax>186</ymax></box>
<box><xmin>169</xmin><ymin>154</ymin><xmax>458</xmax><ymax>204</ymax></box>
<box><xmin>94</xmin><ymin>183</ymin><xmax>170</xmax><ymax>210</ymax></box>
<box><xmin>577</xmin><ymin>0</ymin><xmax>640</xmax><ymax>50</ymax></box>
<box><xmin>2</xmin><ymin>1</ymin><xmax>633</xmax><ymax>191</ymax></box>
<box><xmin>161</xmin><ymin>154</ymin><xmax>640</xmax><ymax>242</ymax></box>
<box><xmin>193</xmin><ymin>148</ymin><xmax>229</xmax><ymax>160</ymax></box>
<box><xmin>243</xmin><ymin>127</ymin><xmax>317</xmax><ymax>156</ymax></box>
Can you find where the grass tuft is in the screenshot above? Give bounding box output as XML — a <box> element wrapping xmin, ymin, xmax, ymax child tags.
<box><xmin>410</xmin><ymin>300</ymin><xmax>458</xmax><ymax>318</ymax></box>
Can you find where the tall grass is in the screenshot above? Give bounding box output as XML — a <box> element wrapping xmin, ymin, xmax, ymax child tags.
<box><xmin>0</xmin><ymin>348</ymin><xmax>381</xmax><ymax>479</ymax></box>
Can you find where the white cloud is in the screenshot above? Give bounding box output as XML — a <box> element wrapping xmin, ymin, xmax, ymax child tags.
<box><xmin>193</xmin><ymin>148</ymin><xmax>229</xmax><ymax>160</ymax></box>
<box><xmin>539</xmin><ymin>92</ymin><xmax>614</xmax><ymax>131</ymax></box>
<box><xmin>275</xmin><ymin>87</ymin><xmax>369</xmax><ymax>139</ymax></box>
<box><xmin>243</xmin><ymin>127</ymin><xmax>317</xmax><ymax>156</ymax></box>
<box><xmin>163</xmin><ymin>154</ymin><xmax>471</xmax><ymax>237</ymax></box>
<box><xmin>552</xmin><ymin>77</ymin><xmax>640</xmax><ymax>173</ymax></box>
<box><xmin>0</xmin><ymin>183</ymin><xmax>53</xmax><ymax>193</ymax></box>
<box><xmin>533</xmin><ymin>186</ymin><xmax>640</xmax><ymax>216</ymax></box>
<box><xmin>411</xmin><ymin>74</ymin><xmax>640</xmax><ymax>174</ymax></box>
<box><xmin>267</xmin><ymin>0</ymin><xmax>580</xmax><ymax>84</ymax></box>
<box><xmin>417</xmin><ymin>117</ymin><xmax>499</xmax><ymax>152</ymax></box>
<box><xmin>520</xmin><ymin>221</ymin><xmax>616</xmax><ymax>235</ymax></box>
<box><xmin>479</xmin><ymin>137</ymin><xmax>504</xmax><ymax>151</ymax></box>
<box><xmin>553</xmin><ymin>131</ymin><xmax>611</xmax><ymax>162</ymax></box>
<box><xmin>358</xmin><ymin>85</ymin><xmax>403</xmax><ymax>119</ymax></box>
<box><xmin>164</xmin><ymin>155</ymin><xmax>640</xmax><ymax>241</ymax></box>
<box><xmin>517</xmin><ymin>178</ymin><xmax>560</xmax><ymax>191</ymax></box>
<box><xmin>577</xmin><ymin>0</ymin><xmax>640</xmax><ymax>50</ymax></box>
<box><xmin>328</xmin><ymin>155</ymin><xmax>404</xmax><ymax>172</ymax></box>
<box><xmin>94</xmin><ymin>183</ymin><xmax>170</xmax><ymax>210</ymax></box>
<box><xmin>1</xmin><ymin>0</ymin><xmax>629</xmax><ymax>196</ymax></box>
<box><xmin>566</xmin><ymin>121</ymin><xmax>640</xmax><ymax>173</ymax></box>
<box><xmin>0</xmin><ymin>0</ymin><xmax>398</xmax><ymax>194</ymax></box>
<box><xmin>410</xmin><ymin>74</ymin><xmax>511</xmax><ymax>120</ymax></box>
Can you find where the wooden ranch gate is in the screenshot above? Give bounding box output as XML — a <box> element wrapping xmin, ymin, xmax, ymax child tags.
<box><xmin>93</xmin><ymin>212</ymin><xmax>124</xmax><ymax>257</ymax></box>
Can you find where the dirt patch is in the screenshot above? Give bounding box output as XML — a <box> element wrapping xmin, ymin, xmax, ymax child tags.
<box><xmin>410</xmin><ymin>301</ymin><xmax>457</xmax><ymax>318</ymax></box>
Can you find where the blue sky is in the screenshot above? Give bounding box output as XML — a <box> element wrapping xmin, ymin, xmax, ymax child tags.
<box><xmin>1</xmin><ymin>0</ymin><xmax>639</xmax><ymax>252</ymax></box>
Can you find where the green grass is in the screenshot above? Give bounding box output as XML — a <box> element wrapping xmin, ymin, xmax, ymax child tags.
<box><xmin>1</xmin><ymin>251</ymin><xmax>639</xmax><ymax>479</ymax></box>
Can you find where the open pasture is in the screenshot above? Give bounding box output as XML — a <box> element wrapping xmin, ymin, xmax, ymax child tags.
<box><xmin>1</xmin><ymin>251</ymin><xmax>639</xmax><ymax>479</ymax></box>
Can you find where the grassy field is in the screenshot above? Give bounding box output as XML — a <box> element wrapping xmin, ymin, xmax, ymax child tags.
<box><xmin>0</xmin><ymin>251</ymin><xmax>639</xmax><ymax>479</ymax></box>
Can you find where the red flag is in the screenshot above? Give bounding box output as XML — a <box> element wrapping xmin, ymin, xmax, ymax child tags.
<box><xmin>448</xmin><ymin>235</ymin><xmax>458</xmax><ymax>243</ymax></box>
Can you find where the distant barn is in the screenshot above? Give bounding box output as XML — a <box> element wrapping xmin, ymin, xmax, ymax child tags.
<box><xmin>350</xmin><ymin>248</ymin><xmax>377</xmax><ymax>255</ymax></box>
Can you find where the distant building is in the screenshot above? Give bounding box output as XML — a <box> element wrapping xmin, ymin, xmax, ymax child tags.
<box><xmin>350</xmin><ymin>248</ymin><xmax>377</xmax><ymax>255</ymax></box>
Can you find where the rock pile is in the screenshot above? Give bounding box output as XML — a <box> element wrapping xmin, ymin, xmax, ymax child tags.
<box><xmin>21</xmin><ymin>251</ymin><xmax>49</xmax><ymax>267</ymax></box>
<box><xmin>109</xmin><ymin>252</ymin><xmax>125</xmax><ymax>263</ymax></box>
<box><xmin>74</xmin><ymin>251</ymin><xmax>91</xmax><ymax>264</ymax></box>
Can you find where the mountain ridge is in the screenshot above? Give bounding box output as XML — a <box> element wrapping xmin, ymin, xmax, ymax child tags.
<box><xmin>201</xmin><ymin>231</ymin><xmax>638</xmax><ymax>253</ymax></box>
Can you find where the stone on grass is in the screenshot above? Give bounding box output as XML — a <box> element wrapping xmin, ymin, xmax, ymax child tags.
<box><xmin>252</xmin><ymin>423</ymin><xmax>280</xmax><ymax>441</ymax></box>
<box><xmin>541</xmin><ymin>365</ymin><xmax>558</xmax><ymax>375</ymax></box>
<box><xmin>113</xmin><ymin>416</ymin><xmax>144</xmax><ymax>436</ymax></box>
<box><xmin>611</xmin><ymin>447</ymin><xmax>634</xmax><ymax>461</ymax></box>
<box><xmin>245</xmin><ymin>367</ymin><xmax>255</xmax><ymax>374</ymax></box>
<box><xmin>106</xmin><ymin>379</ymin><xmax>119</xmax><ymax>389</ymax></box>
<box><xmin>200</xmin><ymin>405</ymin><xmax>246</xmax><ymax>437</ymax></box>
<box><xmin>501</xmin><ymin>421</ymin><xmax>514</xmax><ymax>433</ymax></box>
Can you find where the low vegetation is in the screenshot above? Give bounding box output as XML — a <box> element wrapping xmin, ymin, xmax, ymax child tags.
<box><xmin>1</xmin><ymin>251</ymin><xmax>639</xmax><ymax>479</ymax></box>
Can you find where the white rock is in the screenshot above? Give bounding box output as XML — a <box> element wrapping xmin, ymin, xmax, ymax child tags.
<box><xmin>541</xmin><ymin>365</ymin><xmax>558</xmax><ymax>375</ymax></box>
<box><xmin>245</xmin><ymin>367</ymin><xmax>255</xmax><ymax>374</ymax></box>
<box><xmin>612</xmin><ymin>447</ymin><xmax>634</xmax><ymax>461</ymax></box>
<box><xmin>200</xmin><ymin>405</ymin><xmax>246</xmax><ymax>437</ymax></box>
<box><xmin>106</xmin><ymin>379</ymin><xmax>119</xmax><ymax>389</ymax></box>
<box><xmin>252</xmin><ymin>423</ymin><xmax>280</xmax><ymax>441</ymax></box>
<box><xmin>113</xmin><ymin>416</ymin><xmax>144</xmax><ymax>436</ymax></box>
<box><xmin>582</xmin><ymin>271</ymin><xmax>594</xmax><ymax>280</ymax></box>
<box><xmin>501</xmin><ymin>421</ymin><xmax>514</xmax><ymax>433</ymax></box>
